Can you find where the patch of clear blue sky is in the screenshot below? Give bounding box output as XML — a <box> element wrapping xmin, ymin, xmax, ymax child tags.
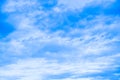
<box><xmin>0</xmin><ymin>0</ymin><xmax>15</xmax><ymax>39</ymax></box>
<box><xmin>40</xmin><ymin>0</ymin><xmax>57</xmax><ymax>9</ymax></box>
<box><xmin>104</xmin><ymin>0</ymin><xmax>120</xmax><ymax>16</ymax></box>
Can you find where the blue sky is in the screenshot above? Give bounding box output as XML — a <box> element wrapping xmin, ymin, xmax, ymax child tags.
<box><xmin>0</xmin><ymin>0</ymin><xmax>120</xmax><ymax>80</ymax></box>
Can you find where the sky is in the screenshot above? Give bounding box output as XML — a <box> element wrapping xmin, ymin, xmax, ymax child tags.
<box><xmin>0</xmin><ymin>0</ymin><xmax>120</xmax><ymax>80</ymax></box>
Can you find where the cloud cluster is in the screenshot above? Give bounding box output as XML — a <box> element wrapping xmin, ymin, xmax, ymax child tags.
<box><xmin>0</xmin><ymin>0</ymin><xmax>120</xmax><ymax>80</ymax></box>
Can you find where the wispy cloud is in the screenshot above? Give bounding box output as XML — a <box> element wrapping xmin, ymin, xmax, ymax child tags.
<box><xmin>0</xmin><ymin>54</ymin><xmax>119</xmax><ymax>80</ymax></box>
<box><xmin>58</xmin><ymin>0</ymin><xmax>115</xmax><ymax>11</ymax></box>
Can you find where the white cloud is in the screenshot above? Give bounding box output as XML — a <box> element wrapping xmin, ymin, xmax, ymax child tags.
<box><xmin>58</xmin><ymin>0</ymin><xmax>115</xmax><ymax>11</ymax></box>
<box><xmin>51</xmin><ymin>78</ymin><xmax>94</xmax><ymax>80</ymax></box>
<box><xmin>0</xmin><ymin>54</ymin><xmax>119</xmax><ymax>80</ymax></box>
<box><xmin>2</xmin><ymin>0</ymin><xmax>38</xmax><ymax>13</ymax></box>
